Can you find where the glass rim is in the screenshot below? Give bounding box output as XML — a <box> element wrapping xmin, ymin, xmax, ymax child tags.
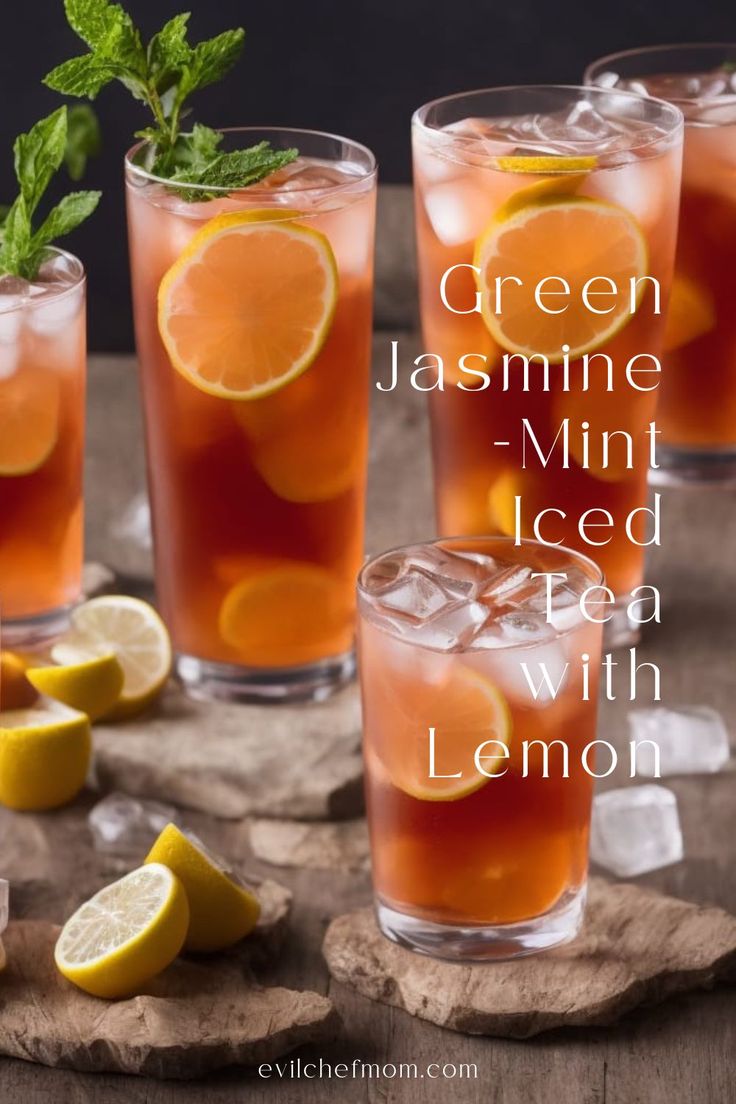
<box><xmin>358</xmin><ymin>535</ymin><xmax>605</xmax><ymax>650</ymax></box>
<box><xmin>412</xmin><ymin>83</ymin><xmax>684</xmax><ymax>158</ymax></box>
<box><xmin>125</xmin><ymin>125</ymin><xmax>378</xmax><ymax>196</ymax></box>
<box><xmin>584</xmin><ymin>43</ymin><xmax>736</xmax><ymax>106</ymax></box>
<box><xmin>0</xmin><ymin>246</ymin><xmax>85</xmax><ymax>317</ymax></box>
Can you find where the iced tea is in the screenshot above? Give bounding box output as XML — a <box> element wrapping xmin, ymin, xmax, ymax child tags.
<box><xmin>587</xmin><ymin>45</ymin><xmax>736</xmax><ymax>483</ymax></box>
<box><xmin>358</xmin><ymin>537</ymin><xmax>604</xmax><ymax>960</ymax></box>
<box><xmin>412</xmin><ymin>87</ymin><xmax>682</xmax><ymax>637</ymax></box>
<box><xmin>126</xmin><ymin>129</ymin><xmax>376</xmax><ymax>701</ymax></box>
<box><xmin>0</xmin><ymin>251</ymin><xmax>86</xmax><ymax>647</ymax></box>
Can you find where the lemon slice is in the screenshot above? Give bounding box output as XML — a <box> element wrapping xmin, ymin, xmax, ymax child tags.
<box><xmin>158</xmin><ymin>209</ymin><xmax>338</xmax><ymax>401</ymax></box>
<box><xmin>146</xmin><ymin>824</ymin><xmax>261</xmax><ymax>952</ymax></box>
<box><xmin>51</xmin><ymin>596</ymin><xmax>172</xmax><ymax>719</ymax></box>
<box><xmin>371</xmin><ymin>666</ymin><xmax>512</xmax><ymax>802</ymax></box>
<box><xmin>474</xmin><ymin>196</ymin><xmax>648</xmax><ymax>363</ymax></box>
<box><xmin>26</xmin><ymin>653</ymin><xmax>124</xmax><ymax>721</ymax></box>
<box><xmin>488</xmin><ymin>471</ymin><xmax>522</xmax><ymax>537</ymax></box>
<box><xmin>664</xmin><ymin>274</ymin><xmax>716</xmax><ymax>351</ymax></box>
<box><xmin>0</xmin><ymin>368</ymin><xmax>60</xmax><ymax>475</ymax></box>
<box><xmin>55</xmin><ymin>864</ymin><xmax>189</xmax><ymax>999</ymax></box>
<box><xmin>496</xmin><ymin>155</ymin><xmax>598</xmax><ymax>173</ymax></box>
<box><xmin>0</xmin><ymin>704</ymin><xmax>90</xmax><ymax>811</ymax></box>
<box><xmin>219</xmin><ymin>560</ymin><xmax>353</xmax><ymax>667</ymax></box>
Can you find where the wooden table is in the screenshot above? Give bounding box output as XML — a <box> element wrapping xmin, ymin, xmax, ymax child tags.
<box><xmin>1</xmin><ymin>345</ymin><xmax>735</xmax><ymax>1103</ymax></box>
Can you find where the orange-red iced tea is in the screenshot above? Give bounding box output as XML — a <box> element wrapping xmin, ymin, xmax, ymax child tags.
<box><xmin>0</xmin><ymin>251</ymin><xmax>86</xmax><ymax>646</ymax></box>
<box><xmin>126</xmin><ymin>129</ymin><xmax>376</xmax><ymax>700</ymax></box>
<box><xmin>359</xmin><ymin>537</ymin><xmax>604</xmax><ymax>959</ymax></box>
<box><xmin>412</xmin><ymin>87</ymin><xmax>682</xmax><ymax>617</ymax></box>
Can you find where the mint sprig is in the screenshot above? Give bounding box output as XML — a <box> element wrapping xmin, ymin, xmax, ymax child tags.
<box><xmin>0</xmin><ymin>106</ymin><xmax>101</xmax><ymax>280</ymax></box>
<box><xmin>65</xmin><ymin>103</ymin><xmax>102</xmax><ymax>181</ymax></box>
<box><xmin>45</xmin><ymin>2</ymin><xmax>298</xmax><ymax>197</ymax></box>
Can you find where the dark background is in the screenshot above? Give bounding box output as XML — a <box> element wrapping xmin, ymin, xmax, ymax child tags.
<box><xmin>2</xmin><ymin>0</ymin><xmax>733</xmax><ymax>351</ymax></box>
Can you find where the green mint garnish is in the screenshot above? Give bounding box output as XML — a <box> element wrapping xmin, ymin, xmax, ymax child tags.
<box><xmin>45</xmin><ymin>1</ymin><xmax>299</xmax><ymax>198</ymax></box>
<box><xmin>65</xmin><ymin>103</ymin><xmax>102</xmax><ymax>181</ymax></box>
<box><xmin>0</xmin><ymin>106</ymin><xmax>101</xmax><ymax>280</ymax></box>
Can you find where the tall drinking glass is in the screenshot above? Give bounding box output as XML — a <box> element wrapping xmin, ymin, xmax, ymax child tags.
<box><xmin>412</xmin><ymin>87</ymin><xmax>683</xmax><ymax>645</ymax></box>
<box><xmin>586</xmin><ymin>44</ymin><xmax>736</xmax><ymax>485</ymax></box>
<box><xmin>358</xmin><ymin>536</ymin><xmax>604</xmax><ymax>960</ymax></box>
<box><xmin>0</xmin><ymin>251</ymin><xmax>86</xmax><ymax>649</ymax></box>
<box><xmin>125</xmin><ymin>129</ymin><xmax>377</xmax><ymax>703</ymax></box>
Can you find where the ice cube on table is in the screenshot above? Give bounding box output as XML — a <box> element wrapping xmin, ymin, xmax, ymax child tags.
<box><xmin>111</xmin><ymin>493</ymin><xmax>153</xmax><ymax>552</ymax></box>
<box><xmin>0</xmin><ymin>879</ymin><xmax>8</xmax><ymax>932</ymax></box>
<box><xmin>88</xmin><ymin>792</ymin><xmax>179</xmax><ymax>857</ymax></box>
<box><xmin>589</xmin><ymin>784</ymin><xmax>684</xmax><ymax>877</ymax></box>
<box><xmin>629</xmin><ymin>706</ymin><xmax>731</xmax><ymax>777</ymax></box>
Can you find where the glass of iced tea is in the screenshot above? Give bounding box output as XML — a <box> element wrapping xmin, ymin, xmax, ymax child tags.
<box><xmin>358</xmin><ymin>536</ymin><xmax>604</xmax><ymax>960</ymax></box>
<box><xmin>0</xmin><ymin>251</ymin><xmax>86</xmax><ymax>649</ymax></box>
<box><xmin>586</xmin><ymin>44</ymin><xmax>736</xmax><ymax>485</ymax></box>
<box><xmin>125</xmin><ymin>129</ymin><xmax>376</xmax><ymax>703</ymax></box>
<box><xmin>412</xmin><ymin>87</ymin><xmax>682</xmax><ymax>645</ymax></box>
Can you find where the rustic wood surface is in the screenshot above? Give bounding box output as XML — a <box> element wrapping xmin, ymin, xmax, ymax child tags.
<box><xmin>1</xmin><ymin>336</ymin><xmax>735</xmax><ymax>1102</ymax></box>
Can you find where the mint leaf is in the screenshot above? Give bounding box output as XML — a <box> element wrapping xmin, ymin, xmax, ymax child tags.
<box><xmin>65</xmin><ymin>0</ymin><xmax>145</xmax><ymax>73</ymax></box>
<box><xmin>0</xmin><ymin>107</ymin><xmax>101</xmax><ymax>279</ymax></box>
<box><xmin>14</xmin><ymin>107</ymin><xmax>68</xmax><ymax>216</ymax></box>
<box><xmin>1</xmin><ymin>200</ymin><xmax>32</xmax><ymax>274</ymax></box>
<box><xmin>181</xmin><ymin>28</ymin><xmax>245</xmax><ymax>95</ymax></box>
<box><xmin>65</xmin><ymin>104</ymin><xmax>101</xmax><ymax>180</ymax></box>
<box><xmin>165</xmin><ymin>142</ymin><xmax>298</xmax><ymax>201</ymax></box>
<box><xmin>45</xmin><ymin>54</ymin><xmax>119</xmax><ymax>98</ymax></box>
<box><xmin>47</xmin><ymin>5</ymin><xmax>293</xmax><ymax>200</ymax></box>
<box><xmin>32</xmin><ymin>190</ymin><xmax>101</xmax><ymax>251</ymax></box>
<box><xmin>148</xmin><ymin>13</ymin><xmax>192</xmax><ymax>79</ymax></box>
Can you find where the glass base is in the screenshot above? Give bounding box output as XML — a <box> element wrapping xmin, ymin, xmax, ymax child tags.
<box><xmin>1</xmin><ymin>606</ymin><xmax>73</xmax><ymax>651</ymax></box>
<box><xmin>603</xmin><ymin>597</ymin><xmax>641</xmax><ymax>650</ymax></box>
<box><xmin>651</xmin><ymin>447</ymin><xmax>736</xmax><ymax>488</ymax></box>
<box><xmin>376</xmin><ymin>884</ymin><xmax>586</xmax><ymax>962</ymax></box>
<box><xmin>175</xmin><ymin>650</ymin><xmax>356</xmax><ymax>705</ymax></box>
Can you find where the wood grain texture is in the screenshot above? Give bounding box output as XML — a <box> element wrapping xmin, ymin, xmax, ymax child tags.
<box><xmin>323</xmin><ymin>878</ymin><xmax>736</xmax><ymax>1036</ymax></box>
<box><xmin>1</xmin><ymin>332</ymin><xmax>734</xmax><ymax>1102</ymax></box>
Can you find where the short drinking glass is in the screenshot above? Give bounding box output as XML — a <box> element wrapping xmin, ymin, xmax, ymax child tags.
<box><xmin>358</xmin><ymin>537</ymin><xmax>604</xmax><ymax>961</ymax></box>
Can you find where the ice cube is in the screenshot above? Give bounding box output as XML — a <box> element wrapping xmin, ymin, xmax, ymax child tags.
<box><xmin>489</xmin><ymin>637</ymin><xmax>569</xmax><ymax>707</ymax></box>
<box><xmin>0</xmin><ymin>275</ymin><xmax>31</xmax><ymax>299</ymax></box>
<box><xmin>414</xmin><ymin>599</ymin><xmax>489</xmax><ymax>651</ymax></box>
<box><xmin>27</xmin><ymin>286</ymin><xmax>82</xmax><ymax>336</ymax></box>
<box><xmin>111</xmin><ymin>493</ymin><xmax>153</xmax><ymax>551</ymax></box>
<box><xmin>590</xmin><ymin>784</ymin><xmax>684</xmax><ymax>877</ymax></box>
<box><xmin>592</xmin><ymin>70</ymin><xmax>622</xmax><ymax>90</ymax></box>
<box><xmin>480</xmin><ymin>564</ymin><xmax>532</xmax><ymax>601</ymax></box>
<box><xmin>0</xmin><ymin>879</ymin><xmax>8</xmax><ymax>932</ymax></box>
<box><xmin>629</xmin><ymin>706</ymin><xmax>731</xmax><ymax>778</ymax></box>
<box><xmin>497</xmin><ymin>611</ymin><xmax>556</xmax><ymax>643</ymax></box>
<box><xmin>423</xmin><ymin>181</ymin><xmax>492</xmax><ymax>246</ymax></box>
<box><xmin>404</xmin><ymin>544</ymin><xmax>491</xmax><ymax>598</ymax></box>
<box><xmin>0</xmin><ymin>342</ymin><xmax>19</xmax><ymax>380</ymax></box>
<box><xmin>376</xmin><ymin>568</ymin><xmax>450</xmax><ymax>622</ymax></box>
<box><xmin>587</xmin><ymin>158</ymin><xmax>667</xmax><ymax>229</ymax></box>
<box><xmin>88</xmin><ymin>792</ymin><xmax>179</xmax><ymax>857</ymax></box>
